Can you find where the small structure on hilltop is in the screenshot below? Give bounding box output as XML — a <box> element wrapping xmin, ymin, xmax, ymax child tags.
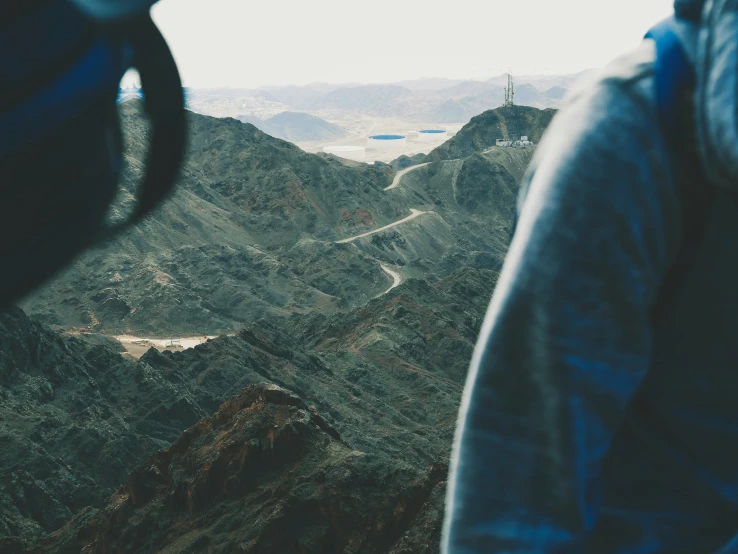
<box><xmin>496</xmin><ymin>136</ymin><xmax>533</xmax><ymax>148</ymax></box>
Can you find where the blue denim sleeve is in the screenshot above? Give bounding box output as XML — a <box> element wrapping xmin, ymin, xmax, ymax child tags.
<box><xmin>441</xmin><ymin>55</ymin><xmax>682</xmax><ymax>553</ymax></box>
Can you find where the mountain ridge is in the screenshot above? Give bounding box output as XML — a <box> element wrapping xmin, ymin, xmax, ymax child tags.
<box><xmin>4</xmin><ymin>96</ymin><xmax>558</xmax><ymax>552</ymax></box>
<box><xmin>23</xmin><ymin>101</ymin><xmax>546</xmax><ymax>336</ymax></box>
<box><xmin>237</xmin><ymin>111</ymin><xmax>347</xmax><ymax>142</ymax></box>
<box><xmin>30</xmin><ymin>383</ymin><xmax>447</xmax><ymax>554</ymax></box>
<box><xmin>186</xmin><ymin>72</ymin><xmax>588</xmax><ymax>122</ymax></box>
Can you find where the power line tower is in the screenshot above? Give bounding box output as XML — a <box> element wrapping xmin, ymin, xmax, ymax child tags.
<box><xmin>502</xmin><ymin>68</ymin><xmax>521</xmax><ymax>144</ymax></box>
<box><xmin>504</xmin><ymin>69</ymin><xmax>515</xmax><ymax>107</ymax></box>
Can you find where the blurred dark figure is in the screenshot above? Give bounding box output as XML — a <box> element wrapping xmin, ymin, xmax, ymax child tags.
<box><xmin>1</xmin><ymin>0</ymin><xmax>185</xmax><ymax>308</ymax></box>
<box><xmin>443</xmin><ymin>1</ymin><xmax>738</xmax><ymax>552</ymax></box>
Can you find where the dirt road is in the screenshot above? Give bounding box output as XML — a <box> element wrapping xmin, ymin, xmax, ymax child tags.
<box><xmin>336</xmin><ymin>209</ymin><xmax>429</xmax><ymax>244</ymax></box>
<box><xmin>384</xmin><ymin>162</ymin><xmax>431</xmax><ymax>191</ymax></box>
<box><xmin>379</xmin><ymin>264</ymin><xmax>402</xmax><ymax>295</ymax></box>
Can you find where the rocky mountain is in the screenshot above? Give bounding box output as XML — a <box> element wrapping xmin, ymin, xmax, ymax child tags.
<box><xmin>23</xmin><ymin>102</ymin><xmax>545</xmax><ymax>337</ymax></box>
<box><xmin>31</xmin><ymin>384</ymin><xmax>448</xmax><ymax>554</ymax></box>
<box><xmin>233</xmin><ymin>113</ymin><xmax>266</xmax><ymax>129</ymax></box>
<box><xmin>427</xmin><ymin>98</ymin><xmax>482</xmax><ymax>124</ymax></box>
<box><xmin>22</xmin><ymin>101</ymin><xmax>401</xmax><ymax>335</ymax></box>
<box><xmin>424</xmin><ymin>84</ymin><xmax>560</xmax><ymax>124</ymax></box>
<box><xmin>426</xmin><ymin>105</ymin><xmax>556</xmax><ymax>161</ymax></box>
<box><xmin>237</xmin><ymin>111</ymin><xmax>348</xmax><ymax>142</ymax></box>
<box><xmin>310</xmin><ymin>84</ymin><xmax>415</xmax><ymax>114</ymax></box>
<box><xmin>253</xmin><ymin>83</ymin><xmax>351</xmax><ymax>110</ymax></box>
<box><xmin>0</xmin><ymin>308</ymin><xmax>198</xmax><ymax>552</ymax></box>
<box><xmin>439</xmin><ymin>71</ymin><xmax>593</xmax><ymax>99</ymax></box>
<box><xmin>392</xmin><ymin>78</ymin><xmax>467</xmax><ymax>92</ymax></box>
<box><xmin>4</xmin><ymin>258</ymin><xmax>498</xmax><ymax>551</ymax></box>
<box><xmin>6</xmin><ymin>99</ymin><xmax>557</xmax><ymax>552</ymax></box>
<box><xmin>543</xmin><ymin>85</ymin><xmax>567</xmax><ymax>100</ymax></box>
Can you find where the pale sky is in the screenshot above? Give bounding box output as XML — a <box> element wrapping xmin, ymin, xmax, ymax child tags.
<box><xmin>132</xmin><ymin>0</ymin><xmax>675</xmax><ymax>89</ymax></box>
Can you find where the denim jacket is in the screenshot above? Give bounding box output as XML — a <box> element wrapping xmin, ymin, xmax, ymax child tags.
<box><xmin>443</xmin><ymin>21</ymin><xmax>738</xmax><ymax>554</ymax></box>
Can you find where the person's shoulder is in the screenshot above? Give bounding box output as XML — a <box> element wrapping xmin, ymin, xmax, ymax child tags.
<box><xmin>519</xmin><ymin>41</ymin><xmax>671</xmax><ymax>215</ymax></box>
<box><xmin>70</xmin><ymin>0</ymin><xmax>159</xmax><ymax>21</ymax></box>
<box><xmin>565</xmin><ymin>40</ymin><xmax>656</xmax><ymax>111</ymax></box>
<box><xmin>534</xmin><ymin>41</ymin><xmax>659</xmax><ymax>166</ymax></box>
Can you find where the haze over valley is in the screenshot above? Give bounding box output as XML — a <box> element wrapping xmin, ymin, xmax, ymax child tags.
<box><xmin>156</xmin><ymin>72</ymin><xmax>579</xmax><ymax>163</ymax></box>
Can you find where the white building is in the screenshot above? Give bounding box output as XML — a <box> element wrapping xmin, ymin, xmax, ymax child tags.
<box><xmin>323</xmin><ymin>145</ymin><xmax>366</xmax><ymax>161</ymax></box>
<box><xmin>496</xmin><ymin>136</ymin><xmax>532</xmax><ymax>148</ymax></box>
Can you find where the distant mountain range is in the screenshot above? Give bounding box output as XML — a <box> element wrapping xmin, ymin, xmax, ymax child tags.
<box><xmin>237</xmin><ymin>111</ymin><xmax>348</xmax><ymax>142</ymax></box>
<box><xmin>186</xmin><ymin>71</ymin><xmax>593</xmax><ymax>123</ymax></box>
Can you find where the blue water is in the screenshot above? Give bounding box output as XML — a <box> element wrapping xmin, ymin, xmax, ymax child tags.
<box><xmin>369</xmin><ymin>135</ymin><xmax>405</xmax><ymax>140</ymax></box>
<box><xmin>419</xmin><ymin>130</ymin><xmax>445</xmax><ymax>134</ymax></box>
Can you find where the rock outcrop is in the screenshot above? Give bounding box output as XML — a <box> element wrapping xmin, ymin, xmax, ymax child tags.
<box><xmin>32</xmin><ymin>384</ymin><xmax>447</xmax><ymax>554</ymax></box>
<box><xmin>0</xmin><ymin>308</ymin><xmax>215</xmax><ymax>552</ymax></box>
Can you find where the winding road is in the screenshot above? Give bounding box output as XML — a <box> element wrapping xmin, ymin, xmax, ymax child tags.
<box><xmin>341</xmin><ymin>162</ymin><xmax>437</xmax><ymax>296</ymax></box>
<box><xmin>384</xmin><ymin>162</ymin><xmax>431</xmax><ymax>191</ymax></box>
<box><xmin>379</xmin><ymin>264</ymin><xmax>402</xmax><ymax>295</ymax></box>
<box><xmin>336</xmin><ymin>209</ymin><xmax>429</xmax><ymax>244</ymax></box>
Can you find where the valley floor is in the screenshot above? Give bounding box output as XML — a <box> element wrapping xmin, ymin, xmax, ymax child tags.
<box><xmin>114</xmin><ymin>334</ymin><xmax>218</xmax><ymax>358</ymax></box>
<box><xmin>296</xmin><ymin>113</ymin><xmax>465</xmax><ymax>163</ymax></box>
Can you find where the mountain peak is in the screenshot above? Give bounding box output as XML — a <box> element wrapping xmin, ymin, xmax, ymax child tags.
<box><xmin>427</xmin><ymin>104</ymin><xmax>556</xmax><ymax>161</ymax></box>
<box><xmin>32</xmin><ymin>383</ymin><xmax>444</xmax><ymax>553</ymax></box>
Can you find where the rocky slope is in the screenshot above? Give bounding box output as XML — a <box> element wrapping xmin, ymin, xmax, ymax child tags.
<box><xmin>426</xmin><ymin>105</ymin><xmax>555</xmax><ymax>161</ymax></box>
<box><xmin>23</xmin><ymin>102</ymin><xmax>547</xmax><ymax>338</ymax></box>
<box><xmin>31</xmin><ymin>384</ymin><xmax>447</xmax><ymax>554</ymax></box>
<box><xmin>22</xmin><ymin>101</ymin><xmax>401</xmax><ymax>334</ymax></box>
<box><xmin>373</xmin><ymin>144</ymin><xmax>534</xmax><ymax>282</ymax></box>
<box><xmin>0</xmin><ymin>308</ymin><xmax>196</xmax><ymax>552</ymax></box>
<box><xmin>237</xmin><ymin>112</ymin><xmax>348</xmax><ymax>142</ymax></box>
<box><xmin>310</xmin><ymin>84</ymin><xmax>415</xmax><ymax>115</ymax></box>
<box><xmin>4</xmin><ymin>100</ymin><xmax>557</xmax><ymax>552</ymax></box>
<box><xmin>4</xmin><ymin>261</ymin><xmax>496</xmax><ymax>552</ymax></box>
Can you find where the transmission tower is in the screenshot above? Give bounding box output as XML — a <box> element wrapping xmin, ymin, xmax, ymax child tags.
<box><xmin>504</xmin><ymin>69</ymin><xmax>515</xmax><ymax>107</ymax></box>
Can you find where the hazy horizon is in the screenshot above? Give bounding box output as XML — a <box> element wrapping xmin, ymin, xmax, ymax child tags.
<box><xmin>122</xmin><ymin>71</ymin><xmax>595</xmax><ymax>91</ymax></box>
<box><xmin>121</xmin><ymin>0</ymin><xmax>674</xmax><ymax>89</ymax></box>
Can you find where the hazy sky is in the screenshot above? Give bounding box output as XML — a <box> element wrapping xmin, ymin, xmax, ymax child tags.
<box><xmin>129</xmin><ymin>0</ymin><xmax>675</xmax><ymax>89</ymax></box>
